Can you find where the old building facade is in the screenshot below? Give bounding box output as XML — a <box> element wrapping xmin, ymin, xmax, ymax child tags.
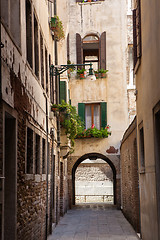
<box><xmin>66</xmin><ymin>0</ymin><xmax>134</xmax><ymax>209</ymax></box>
<box><xmin>0</xmin><ymin>0</ymin><xmax>136</xmax><ymax>239</ymax></box>
<box><xmin>132</xmin><ymin>0</ymin><xmax>160</xmax><ymax>239</ymax></box>
<box><xmin>0</xmin><ymin>0</ymin><xmax>70</xmax><ymax>239</ymax></box>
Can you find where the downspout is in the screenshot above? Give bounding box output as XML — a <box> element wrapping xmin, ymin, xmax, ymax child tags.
<box><xmin>0</xmin><ymin>0</ymin><xmax>2</xmax><ymax>100</ymax></box>
<box><xmin>54</xmin><ymin>0</ymin><xmax>61</xmax><ymax>225</ymax></box>
<box><xmin>45</xmin><ymin>94</ymin><xmax>49</xmax><ymax>240</ymax></box>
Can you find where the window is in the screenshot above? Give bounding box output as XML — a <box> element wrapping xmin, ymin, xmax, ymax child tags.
<box><xmin>139</xmin><ymin>126</ymin><xmax>145</xmax><ymax>170</ymax></box>
<box><xmin>78</xmin><ymin>102</ymin><xmax>107</xmax><ymax>129</ymax></box>
<box><xmin>40</xmin><ymin>32</ymin><xmax>44</xmax><ymax>88</ymax></box>
<box><xmin>60</xmin><ymin>81</ymin><xmax>67</xmax><ymax>103</ymax></box>
<box><xmin>45</xmin><ymin>47</ymin><xmax>48</xmax><ymax>93</ymax></box>
<box><xmin>34</xmin><ymin>14</ymin><xmax>39</xmax><ymax>78</ymax></box>
<box><xmin>26</xmin><ymin>0</ymin><xmax>33</xmax><ymax>68</ymax></box>
<box><xmin>26</xmin><ymin>128</ymin><xmax>33</xmax><ymax>173</ymax></box>
<box><xmin>133</xmin><ymin>0</ymin><xmax>141</xmax><ymax>69</ymax></box>
<box><xmin>42</xmin><ymin>138</ymin><xmax>46</xmax><ymax>174</ymax></box>
<box><xmin>2</xmin><ymin>0</ymin><xmax>21</xmax><ymax>47</ymax></box>
<box><xmin>35</xmin><ymin>134</ymin><xmax>40</xmax><ymax>174</ymax></box>
<box><xmin>76</xmin><ymin>32</ymin><xmax>106</xmax><ymax>71</ymax></box>
<box><xmin>85</xmin><ymin>104</ymin><xmax>100</xmax><ymax>129</ymax></box>
<box><xmin>48</xmin><ymin>0</ymin><xmax>54</xmax><ymax>18</ymax></box>
<box><xmin>154</xmin><ymin>102</ymin><xmax>160</xmax><ymax>238</ymax></box>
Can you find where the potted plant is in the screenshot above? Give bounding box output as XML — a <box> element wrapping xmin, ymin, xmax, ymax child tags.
<box><xmin>77</xmin><ymin>68</ymin><xmax>86</xmax><ymax>79</ymax></box>
<box><xmin>98</xmin><ymin>69</ymin><xmax>108</xmax><ymax>78</ymax></box>
<box><xmin>94</xmin><ymin>70</ymin><xmax>100</xmax><ymax>79</ymax></box>
<box><xmin>51</xmin><ymin>101</ymin><xmax>84</xmax><ymax>148</ymax></box>
<box><xmin>50</xmin><ymin>16</ymin><xmax>65</xmax><ymax>41</ymax></box>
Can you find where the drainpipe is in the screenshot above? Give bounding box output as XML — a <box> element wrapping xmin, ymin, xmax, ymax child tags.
<box><xmin>45</xmin><ymin>94</ymin><xmax>49</xmax><ymax>240</ymax></box>
<box><xmin>0</xmin><ymin>0</ymin><xmax>2</xmax><ymax>100</ymax></box>
<box><xmin>54</xmin><ymin>0</ymin><xmax>61</xmax><ymax>225</ymax></box>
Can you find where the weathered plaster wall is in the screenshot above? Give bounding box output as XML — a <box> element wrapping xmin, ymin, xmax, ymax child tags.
<box><xmin>134</xmin><ymin>0</ymin><xmax>160</xmax><ymax>239</ymax></box>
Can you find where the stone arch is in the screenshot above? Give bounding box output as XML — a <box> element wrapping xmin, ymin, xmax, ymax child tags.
<box><xmin>71</xmin><ymin>153</ymin><xmax>118</xmax><ymax>207</ymax></box>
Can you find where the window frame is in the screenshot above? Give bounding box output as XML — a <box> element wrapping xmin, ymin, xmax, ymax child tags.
<box><xmin>138</xmin><ymin>122</ymin><xmax>145</xmax><ymax>173</ymax></box>
<box><xmin>85</xmin><ymin>103</ymin><xmax>101</xmax><ymax>129</ymax></box>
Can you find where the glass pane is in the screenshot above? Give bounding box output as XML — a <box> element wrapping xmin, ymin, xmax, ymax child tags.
<box><xmin>85</xmin><ymin>105</ymin><xmax>92</xmax><ymax>129</ymax></box>
<box><xmin>94</xmin><ymin>105</ymin><xmax>100</xmax><ymax>129</ymax></box>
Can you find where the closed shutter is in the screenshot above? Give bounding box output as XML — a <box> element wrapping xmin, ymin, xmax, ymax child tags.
<box><xmin>76</xmin><ymin>33</ymin><xmax>83</xmax><ymax>67</ymax></box>
<box><xmin>67</xmin><ymin>33</ymin><xmax>70</xmax><ymax>61</ymax></box>
<box><xmin>100</xmin><ymin>102</ymin><xmax>107</xmax><ymax>128</ymax></box>
<box><xmin>133</xmin><ymin>9</ymin><xmax>137</xmax><ymax>68</ymax></box>
<box><xmin>136</xmin><ymin>0</ymin><xmax>141</xmax><ymax>58</ymax></box>
<box><xmin>76</xmin><ymin>0</ymin><xmax>82</xmax><ymax>2</ymax></box>
<box><xmin>78</xmin><ymin>103</ymin><xmax>85</xmax><ymax>124</ymax></box>
<box><xmin>100</xmin><ymin>31</ymin><xmax>106</xmax><ymax>70</ymax></box>
<box><xmin>60</xmin><ymin>81</ymin><xmax>66</xmax><ymax>103</ymax></box>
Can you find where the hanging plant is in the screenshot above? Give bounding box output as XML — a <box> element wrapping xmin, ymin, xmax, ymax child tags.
<box><xmin>51</xmin><ymin>101</ymin><xmax>84</xmax><ymax>147</ymax></box>
<box><xmin>50</xmin><ymin>16</ymin><xmax>65</xmax><ymax>41</ymax></box>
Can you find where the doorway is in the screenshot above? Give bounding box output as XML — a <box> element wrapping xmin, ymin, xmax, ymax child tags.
<box><xmin>4</xmin><ymin>112</ymin><xmax>17</xmax><ymax>240</ymax></box>
<box><xmin>72</xmin><ymin>153</ymin><xmax>117</xmax><ymax>206</ymax></box>
<box><xmin>75</xmin><ymin>159</ymin><xmax>114</xmax><ymax>204</ymax></box>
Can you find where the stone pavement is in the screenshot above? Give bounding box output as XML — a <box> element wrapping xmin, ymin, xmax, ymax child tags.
<box><xmin>48</xmin><ymin>204</ymin><xmax>140</xmax><ymax>240</ymax></box>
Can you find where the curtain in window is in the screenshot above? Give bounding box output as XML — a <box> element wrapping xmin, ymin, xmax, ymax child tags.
<box><xmin>94</xmin><ymin>105</ymin><xmax>100</xmax><ymax>129</ymax></box>
<box><xmin>85</xmin><ymin>105</ymin><xmax>92</xmax><ymax>129</ymax></box>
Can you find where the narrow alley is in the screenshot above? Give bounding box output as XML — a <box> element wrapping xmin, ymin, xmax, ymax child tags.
<box><xmin>48</xmin><ymin>204</ymin><xmax>139</xmax><ymax>240</ymax></box>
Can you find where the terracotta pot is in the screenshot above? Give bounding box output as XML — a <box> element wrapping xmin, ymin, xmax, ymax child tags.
<box><xmin>101</xmin><ymin>73</ymin><xmax>106</xmax><ymax>78</ymax></box>
<box><xmin>95</xmin><ymin>73</ymin><xmax>99</xmax><ymax>79</ymax></box>
<box><xmin>88</xmin><ymin>0</ymin><xmax>92</xmax><ymax>2</ymax></box>
<box><xmin>80</xmin><ymin>73</ymin><xmax>85</xmax><ymax>79</ymax></box>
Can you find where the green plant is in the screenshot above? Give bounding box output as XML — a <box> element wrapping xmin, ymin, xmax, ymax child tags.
<box><xmin>67</xmin><ymin>60</ymin><xmax>75</xmax><ymax>72</ymax></box>
<box><xmin>76</xmin><ymin>124</ymin><xmax>111</xmax><ymax>138</ymax></box>
<box><xmin>98</xmin><ymin>69</ymin><xmax>108</xmax><ymax>73</ymax></box>
<box><xmin>77</xmin><ymin>68</ymin><xmax>86</xmax><ymax>74</ymax></box>
<box><xmin>51</xmin><ymin>101</ymin><xmax>84</xmax><ymax>147</ymax></box>
<box><xmin>50</xmin><ymin>16</ymin><xmax>65</xmax><ymax>41</ymax></box>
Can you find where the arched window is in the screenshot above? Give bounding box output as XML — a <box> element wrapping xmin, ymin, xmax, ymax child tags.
<box><xmin>83</xmin><ymin>35</ymin><xmax>99</xmax><ymax>70</ymax></box>
<box><xmin>76</xmin><ymin>32</ymin><xmax>106</xmax><ymax>70</ymax></box>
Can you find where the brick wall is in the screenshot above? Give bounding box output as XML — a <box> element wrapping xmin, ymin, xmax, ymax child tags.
<box><xmin>120</xmin><ymin>117</ymin><xmax>140</xmax><ymax>232</ymax></box>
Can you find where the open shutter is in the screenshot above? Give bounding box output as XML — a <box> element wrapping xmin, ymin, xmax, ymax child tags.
<box><xmin>100</xmin><ymin>102</ymin><xmax>107</xmax><ymax>128</ymax></box>
<box><xmin>76</xmin><ymin>33</ymin><xmax>83</xmax><ymax>67</ymax></box>
<box><xmin>133</xmin><ymin>9</ymin><xmax>137</xmax><ymax>68</ymax></box>
<box><xmin>60</xmin><ymin>81</ymin><xmax>66</xmax><ymax>103</ymax></box>
<box><xmin>136</xmin><ymin>0</ymin><xmax>141</xmax><ymax>58</ymax></box>
<box><xmin>78</xmin><ymin>103</ymin><xmax>85</xmax><ymax>124</ymax></box>
<box><xmin>100</xmin><ymin>31</ymin><xmax>106</xmax><ymax>70</ymax></box>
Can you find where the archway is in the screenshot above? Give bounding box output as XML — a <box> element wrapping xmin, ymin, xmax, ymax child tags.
<box><xmin>72</xmin><ymin>153</ymin><xmax>117</xmax><ymax>206</ymax></box>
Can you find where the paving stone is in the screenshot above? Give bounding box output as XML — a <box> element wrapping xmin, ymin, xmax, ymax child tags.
<box><xmin>48</xmin><ymin>204</ymin><xmax>140</xmax><ymax>240</ymax></box>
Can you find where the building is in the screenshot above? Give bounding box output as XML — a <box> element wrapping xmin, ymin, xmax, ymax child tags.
<box><xmin>120</xmin><ymin>117</ymin><xmax>140</xmax><ymax>234</ymax></box>
<box><xmin>0</xmin><ymin>0</ymin><xmax>69</xmax><ymax>239</ymax></box>
<box><xmin>132</xmin><ymin>0</ymin><xmax>160</xmax><ymax>239</ymax></box>
<box><xmin>65</xmin><ymin>0</ymin><xmax>134</xmax><ymax>209</ymax></box>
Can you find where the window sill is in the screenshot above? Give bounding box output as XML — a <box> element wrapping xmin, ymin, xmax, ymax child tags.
<box><xmin>78</xmin><ymin>1</ymin><xmax>104</xmax><ymax>5</ymax></box>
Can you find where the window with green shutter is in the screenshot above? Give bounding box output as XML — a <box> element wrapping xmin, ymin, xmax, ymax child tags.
<box><xmin>100</xmin><ymin>102</ymin><xmax>107</xmax><ymax>128</ymax></box>
<box><xmin>78</xmin><ymin>103</ymin><xmax>85</xmax><ymax>124</ymax></box>
<box><xmin>60</xmin><ymin>81</ymin><xmax>66</xmax><ymax>103</ymax></box>
<box><xmin>78</xmin><ymin>102</ymin><xmax>107</xmax><ymax>129</ymax></box>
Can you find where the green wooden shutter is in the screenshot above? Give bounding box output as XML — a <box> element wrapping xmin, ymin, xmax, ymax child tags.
<box><xmin>78</xmin><ymin>103</ymin><xmax>85</xmax><ymax>124</ymax></box>
<box><xmin>60</xmin><ymin>81</ymin><xmax>66</xmax><ymax>103</ymax></box>
<box><xmin>100</xmin><ymin>102</ymin><xmax>107</xmax><ymax>128</ymax></box>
